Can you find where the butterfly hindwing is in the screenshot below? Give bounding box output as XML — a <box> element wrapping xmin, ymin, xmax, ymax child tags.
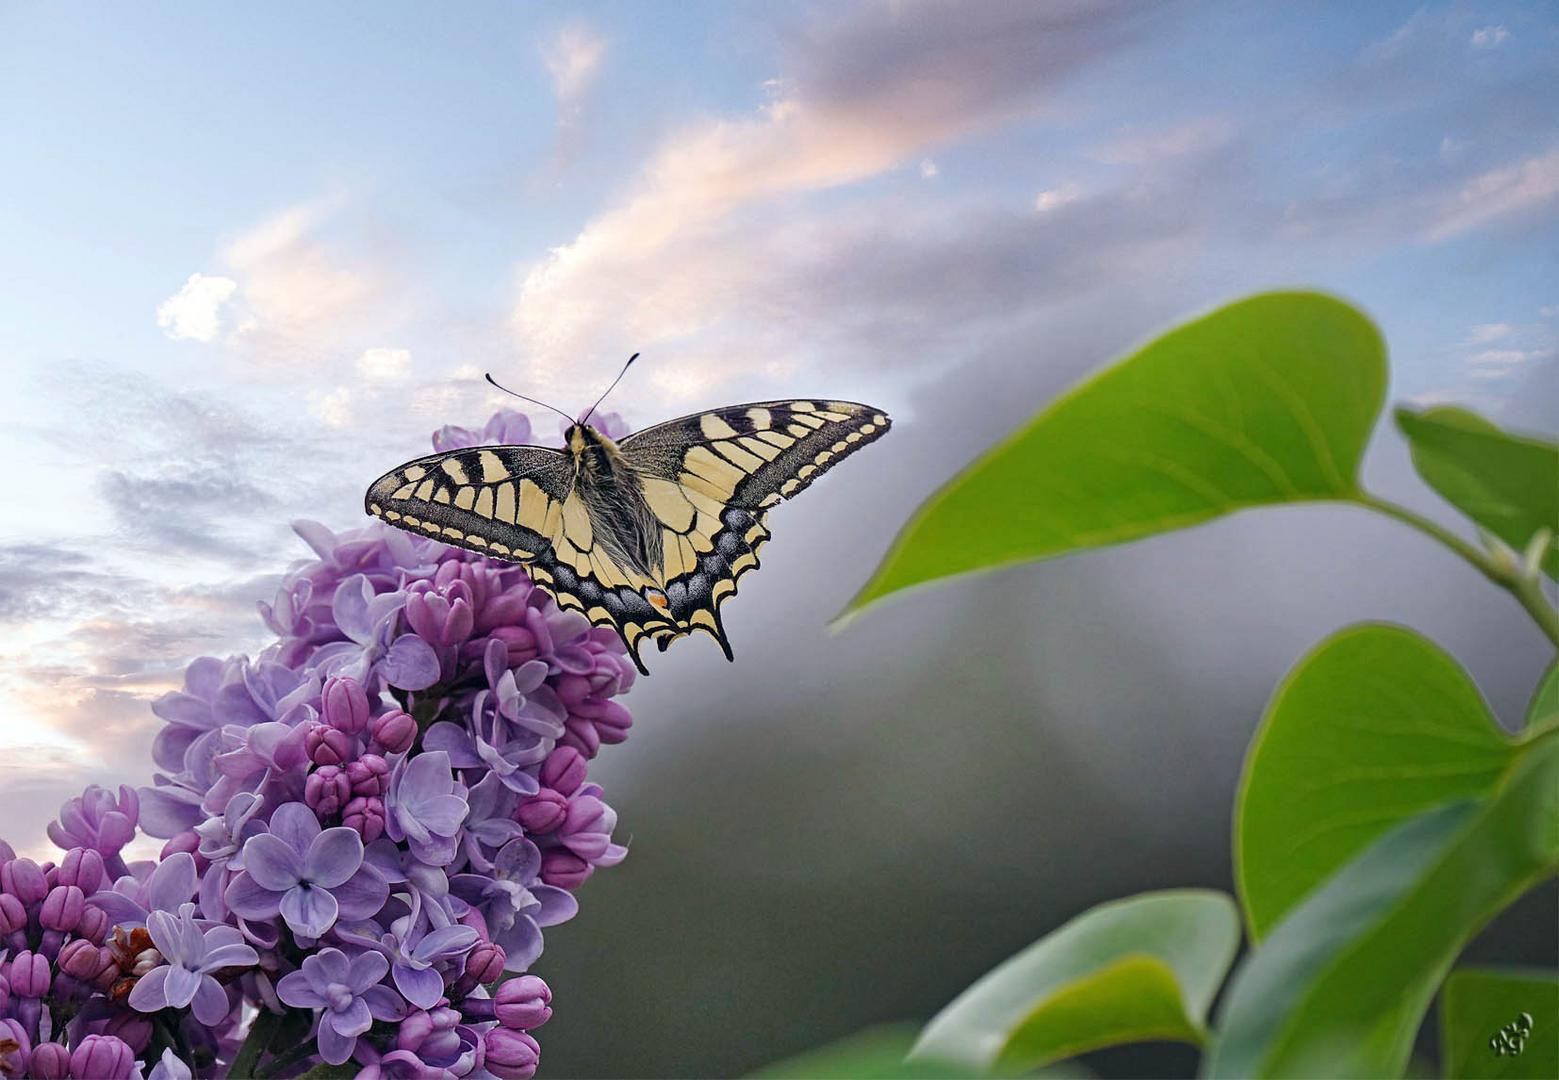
<box><xmin>617</xmin><ymin>400</ymin><xmax>890</xmax><ymax>659</ymax></box>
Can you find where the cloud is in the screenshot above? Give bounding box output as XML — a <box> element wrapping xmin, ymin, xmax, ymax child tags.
<box><xmin>156</xmin><ymin>272</ymin><xmax>238</xmax><ymax>342</ymax></box>
<box><xmin>543</xmin><ymin>23</ymin><xmax>607</xmax><ymax>109</ymax></box>
<box><xmin>1035</xmin><ymin>184</ymin><xmax>1083</xmax><ymax>212</ymax></box>
<box><xmin>511</xmin><ymin>0</ymin><xmax>1156</xmax><ymax>386</ymax></box>
<box><xmin>1470</xmin><ymin>25</ymin><xmax>1510</xmax><ymax>49</ymax></box>
<box><xmin>1467</xmin><ymin>323</ymin><xmax>1513</xmax><ymax>343</ymax></box>
<box><xmin>358</xmin><ymin>347</ymin><xmax>412</xmax><ymax>381</ymax></box>
<box><xmin>1092</xmin><ymin>117</ymin><xmax>1234</xmax><ymax>165</ymax></box>
<box><xmin>919</xmin><ymin>159</ymin><xmax>939</xmax><ymax>180</ymax></box>
<box><xmin>1426</xmin><ymin>146</ymin><xmax>1559</xmax><ymax>240</ymax></box>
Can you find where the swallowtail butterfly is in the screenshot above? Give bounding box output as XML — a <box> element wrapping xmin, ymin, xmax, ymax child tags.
<box><xmin>365</xmin><ymin>361</ymin><xmax>889</xmax><ymax>674</ymax></box>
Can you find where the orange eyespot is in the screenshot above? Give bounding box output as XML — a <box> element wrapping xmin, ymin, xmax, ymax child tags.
<box><xmin>646</xmin><ymin>590</ymin><xmax>669</xmax><ymax>609</ymax></box>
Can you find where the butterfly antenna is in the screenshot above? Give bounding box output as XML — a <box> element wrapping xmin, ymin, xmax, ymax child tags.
<box><xmin>483</xmin><ymin>373</ymin><xmax>576</xmax><ymax>424</ymax></box>
<box><xmin>580</xmin><ymin>352</ymin><xmax>640</xmax><ymax>427</ymax></box>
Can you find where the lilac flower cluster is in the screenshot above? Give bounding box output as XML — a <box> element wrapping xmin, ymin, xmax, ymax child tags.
<box><xmin>0</xmin><ymin>410</ymin><xmax>634</xmax><ymax>1078</ymax></box>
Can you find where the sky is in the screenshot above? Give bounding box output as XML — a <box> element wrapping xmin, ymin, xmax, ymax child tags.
<box><xmin>1</xmin><ymin>0</ymin><xmax>1556</xmax><ymax>875</ymax></box>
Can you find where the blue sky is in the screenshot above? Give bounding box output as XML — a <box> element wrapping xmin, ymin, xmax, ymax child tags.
<box><xmin>1</xmin><ymin>0</ymin><xmax>1556</xmax><ymax>857</ymax></box>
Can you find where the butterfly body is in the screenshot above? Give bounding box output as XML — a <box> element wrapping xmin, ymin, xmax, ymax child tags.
<box><xmin>366</xmin><ymin>400</ymin><xmax>890</xmax><ymax>673</ymax></box>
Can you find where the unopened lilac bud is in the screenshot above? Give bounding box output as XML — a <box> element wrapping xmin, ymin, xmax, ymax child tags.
<box><xmin>371</xmin><ymin>709</ymin><xmax>416</xmax><ymax>754</ymax></box>
<box><xmin>539</xmin><ymin>747</ymin><xmax>587</xmax><ymax>796</ymax></box>
<box><xmin>0</xmin><ymin>893</ymin><xmax>27</xmax><ymax>934</ymax></box>
<box><xmin>346</xmin><ymin>754</ymin><xmax>389</xmax><ymax>797</ymax></box>
<box><xmin>307</xmin><ymin>725</ymin><xmax>355</xmax><ymax>767</ymax></box>
<box><xmin>455</xmin><ymin>941</ymin><xmax>506</xmax><ymax>996</ymax></box>
<box><xmin>306</xmin><ymin>766</ymin><xmax>352</xmax><ymax>816</ymax></box>
<box><xmin>342</xmin><ymin>796</ymin><xmax>386</xmax><ymax>843</ymax></box>
<box><xmin>58</xmin><ymin>939</ymin><xmax>108</xmax><ymax>981</ymax></box>
<box><xmin>494</xmin><ymin>975</ymin><xmax>552</xmax><ymax>1030</ymax></box>
<box><xmin>9</xmin><ymin>950</ymin><xmax>51</xmax><ymax>997</ymax></box>
<box><xmin>55</xmin><ymin>849</ymin><xmax>105</xmax><ymax>895</ymax></box>
<box><xmin>0</xmin><ymin>972</ymin><xmax>9</xmax><ymax>1013</ymax></box>
<box><xmin>160</xmin><ymin>831</ymin><xmax>201</xmax><ymax>862</ymax></box>
<box><xmin>539</xmin><ymin>850</ymin><xmax>591</xmax><ymax>890</ymax></box>
<box><xmin>485</xmin><ymin>1028</ymin><xmax>540</xmax><ymax>1079</ymax></box>
<box><xmin>76</xmin><ymin>904</ymin><xmax>109</xmax><ymax>945</ymax></box>
<box><xmin>99</xmin><ymin>1011</ymin><xmax>152</xmax><ymax>1053</ymax></box>
<box><xmin>3</xmin><ymin>858</ymin><xmax>47</xmax><ymax>905</ymax></box>
<box><xmin>29</xmin><ymin>1041</ymin><xmax>70</xmax><ymax>1080</ymax></box>
<box><xmin>0</xmin><ymin>1019</ymin><xmax>29</xmax><ymax>1078</ymax></box>
<box><xmin>70</xmin><ymin>1033</ymin><xmax>138</xmax><ymax>1079</ymax></box>
<box><xmin>323</xmin><ymin>676</ymin><xmax>372</xmax><ymax>734</ymax></box>
<box><xmin>517</xmin><ymin>790</ymin><xmax>568</xmax><ymax>833</ymax></box>
<box><xmin>40</xmin><ymin>885</ymin><xmax>85</xmax><ymax>932</ymax></box>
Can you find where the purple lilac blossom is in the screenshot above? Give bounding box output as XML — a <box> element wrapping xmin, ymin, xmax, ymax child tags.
<box><xmin>0</xmin><ymin>409</ymin><xmax>627</xmax><ymax>1077</ymax></box>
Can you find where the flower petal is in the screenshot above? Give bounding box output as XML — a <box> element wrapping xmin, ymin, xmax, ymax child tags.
<box><xmin>332</xmin><ymin>996</ymin><xmax>374</xmax><ymax>1039</ymax></box>
<box><xmin>240</xmin><ymin>834</ymin><xmax>303</xmax><ymax>891</ymax></box>
<box><xmin>145</xmin><ymin>909</ymin><xmax>184</xmax><ymax>963</ymax></box>
<box><xmin>316</xmin><ymin>1020</ymin><xmax>356</xmax><ymax>1066</ymax></box>
<box><xmin>415</xmin><ymin>794</ymin><xmax>469</xmax><ymax>838</ymax></box>
<box><xmin>415</xmin><ymin>924</ymin><xmax>479</xmax><ymax>962</ymax></box>
<box><xmin>304</xmin><ymin>828</ymin><xmax>364</xmax><ymax>889</ymax></box>
<box><xmin>332</xmin><ymin>865</ymin><xmax>390</xmax><ymax>922</ymax></box>
<box><xmin>307</xmin><ymin>947</ymin><xmax>352</xmax><ymax>987</ymax></box>
<box><xmin>268</xmin><ymin>801</ymin><xmax>323</xmax><ymax>858</ymax></box>
<box><xmin>363</xmin><ymin>985</ymin><xmax>408</xmax><ymax>1023</ymax></box>
<box><xmin>192</xmin><ymin>975</ymin><xmax>232</xmax><ymax>1026</ymax></box>
<box><xmin>223</xmin><ymin>872</ymin><xmax>282</xmax><ymax>922</ymax></box>
<box><xmin>147</xmin><ymin>851</ymin><xmax>198</xmax><ymax>911</ymax></box>
<box><xmin>162</xmin><ymin>965</ymin><xmax>202</xmax><ymax>1009</ymax></box>
<box><xmin>280</xmin><ymin>884</ymin><xmax>339</xmax><ymax>939</ymax></box>
<box><xmin>276</xmin><ymin>970</ymin><xmax>326</xmax><ymax>1009</ymax></box>
<box><xmin>200</xmin><ymin>942</ymin><xmax>260</xmax><ymax>972</ymax></box>
<box><xmin>383</xmin><ymin>633</ymin><xmax>440</xmax><ymax>690</ymax></box>
<box><xmin>128</xmin><ymin>965</ymin><xmax>172</xmax><ymax>1013</ymax></box>
<box><xmin>347</xmin><ymin>948</ymin><xmax>389</xmax><ymax>992</ymax></box>
<box><xmin>393</xmin><ymin>962</ymin><xmax>445</xmax><ymax>1010</ymax></box>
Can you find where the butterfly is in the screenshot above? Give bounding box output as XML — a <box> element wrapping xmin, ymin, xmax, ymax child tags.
<box><xmin>364</xmin><ymin>361</ymin><xmax>890</xmax><ymax>674</ymax></box>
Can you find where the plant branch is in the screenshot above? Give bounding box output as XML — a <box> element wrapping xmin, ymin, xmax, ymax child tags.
<box><xmin>229</xmin><ymin>1007</ymin><xmax>284</xmax><ymax>1080</ymax></box>
<box><xmin>1354</xmin><ymin>493</ymin><xmax>1559</xmax><ymax>647</ymax></box>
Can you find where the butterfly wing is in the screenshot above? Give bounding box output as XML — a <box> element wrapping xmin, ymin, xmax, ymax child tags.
<box><xmin>618</xmin><ymin>399</ymin><xmax>891</xmax><ymax>658</ymax></box>
<box><xmin>365</xmin><ymin>445</ymin><xmax>678</xmax><ymax>672</ymax></box>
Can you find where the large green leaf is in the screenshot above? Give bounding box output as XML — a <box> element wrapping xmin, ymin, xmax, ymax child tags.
<box><xmin>1440</xmin><ymin>968</ymin><xmax>1559</xmax><ymax>1079</ymax></box>
<box><xmin>1395</xmin><ymin>406</ymin><xmax>1559</xmax><ymax>580</ymax></box>
<box><xmin>843</xmin><ymin>291</ymin><xmax>1386</xmax><ymax>617</ymax></box>
<box><xmin>912</xmin><ymin>890</ymin><xmax>1239</xmax><ymax>1073</ymax></box>
<box><xmin>1524</xmin><ymin>662</ymin><xmax>1558</xmax><ymax>733</ymax></box>
<box><xmin>1236</xmin><ymin>624</ymin><xmax>1516</xmax><ymax>941</ymax></box>
<box><xmin>1206</xmin><ymin>737</ymin><xmax>1559</xmax><ymax>1079</ymax></box>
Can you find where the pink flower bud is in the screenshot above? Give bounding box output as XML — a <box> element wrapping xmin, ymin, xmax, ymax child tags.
<box><xmin>305</xmin><ymin>766</ymin><xmax>352</xmax><ymax>816</ymax></box>
<box><xmin>40</xmin><ymin>886</ymin><xmax>84</xmax><ymax>932</ymax></box>
<box><xmin>538</xmin><ymin>850</ymin><xmax>591</xmax><ymax>890</ymax></box>
<box><xmin>0</xmin><ymin>1019</ymin><xmax>29</xmax><ymax>1078</ymax></box>
<box><xmin>306</xmin><ymin>725</ymin><xmax>355</xmax><ymax>767</ymax></box>
<box><xmin>57</xmin><ymin>939</ymin><xmax>108</xmax><ymax>982</ymax></box>
<box><xmin>3</xmin><ymin>858</ymin><xmax>48</xmax><ymax>905</ymax></box>
<box><xmin>9</xmin><ymin>950</ymin><xmax>51</xmax><ymax>997</ymax></box>
<box><xmin>346</xmin><ymin>754</ymin><xmax>389</xmax><ymax>797</ymax></box>
<box><xmin>370</xmin><ymin>710</ymin><xmax>417</xmax><ymax>755</ymax></box>
<box><xmin>323</xmin><ymin>676</ymin><xmax>372</xmax><ymax>734</ymax></box>
<box><xmin>55</xmin><ymin>849</ymin><xmax>105</xmax><ymax>895</ymax></box>
<box><xmin>76</xmin><ymin>905</ymin><xmax>109</xmax><ymax>945</ymax></box>
<box><xmin>517</xmin><ymin>791</ymin><xmax>568</xmax><ymax>834</ymax></box>
<box><xmin>494</xmin><ymin>975</ymin><xmax>552</xmax><ymax>1030</ymax></box>
<box><xmin>342</xmin><ymin>796</ymin><xmax>386</xmax><ymax>843</ymax></box>
<box><xmin>29</xmin><ymin>1041</ymin><xmax>69</xmax><ymax>1080</ymax></box>
<box><xmin>70</xmin><ymin>1033</ymin><xmax>138</xmax><ymax>1080</ymax></box>
<box><xmin>454</xmin><ymin>941</ymin><xmax>506</xmax><ymax>996</ymax></box>
<box><xmin>485</xmin><ymin>1028</ymin><xmax>540</xmax><ymax>1079</ymax></box>
<box><xmin>0</xmin><ymin>893</ymin><xmax>28</xmax><ymax>934</ymax></box>
<box><xmin>539</xmin><ymin>747</ymin><xmax>587</xmax><ymax>796</ymax></box>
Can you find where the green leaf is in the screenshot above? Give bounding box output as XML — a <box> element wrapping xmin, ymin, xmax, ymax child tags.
<box><xmin>912</xmin><ymin>890</ymin><xmax>1240</xmax><ymax>1073</ymax></box>
<box><xmin>1395</xmin><ymin>406</ymin><xmax>1559</xmax><ymax>580</ymax></box>
<box><xmin>1440</xmin><ymin>968</ymin><xmax>1559</xmax><ymax>1079</ymax></box>
<box><xmin>1206</xmin><ymin>737</ymin><xmax>1559</xmax><ymax>1079</ymax></box>
<box><xmin>295</xmin><ymin>1063</ymin><xmax>360</xmax><ymax>1080</ymax></box>
<box><xmin>1236</xmin><ymin>624</ymin><xmax>1516</xmax><ymax>941</ymax></box>
<box><xmin>842</xmin><ymin>291</ymin><xmax>1386</xmax><ymax>618</ymax></box>
<box><xmin>746</xmin><ymin>1024</ymin><xmax>976</xmax><ymax>1078</ymax></box>
<box><xmin>1524</xmin><ymin>662</ymin><xmax>1558</xmax><ymax>733</ymax></box>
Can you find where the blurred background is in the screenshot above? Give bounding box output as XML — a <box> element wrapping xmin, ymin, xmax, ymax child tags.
<box><xmin>1</xmin><ymin>2</ymin><xmax>1555</xmax><ymax>1075</ymax></box>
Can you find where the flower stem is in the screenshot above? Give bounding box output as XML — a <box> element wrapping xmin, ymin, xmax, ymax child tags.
<box><xmin>228</xmin><ymin>1007</ymin><xmax>283</xmax><ymax>1080</ymax></box>
<box><xmin>1354</xmin><ymin>493</ymin><xmax>1559</xmax><ymax>647</ymax></box>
